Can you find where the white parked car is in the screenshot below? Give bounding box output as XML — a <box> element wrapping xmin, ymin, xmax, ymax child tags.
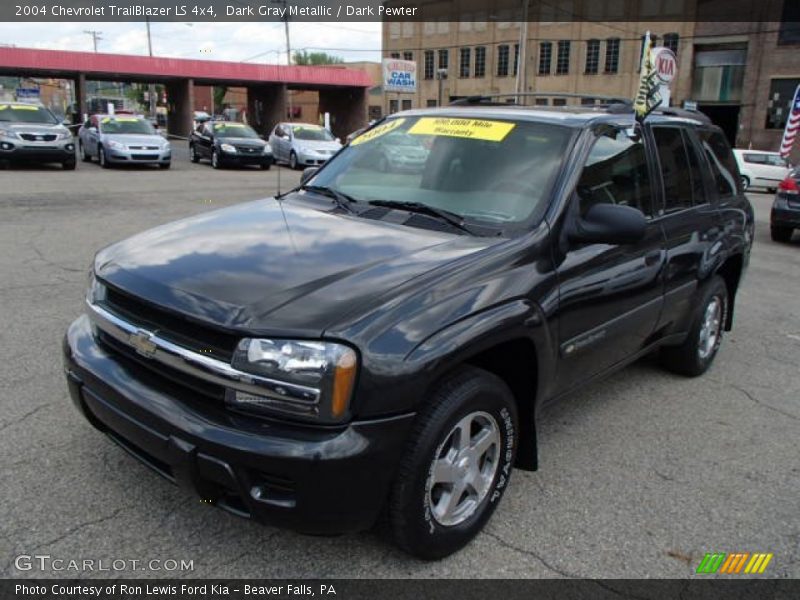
<box><xmin>733</xmin><ymin>149</ymin><xmax>791</xmax><ymax>193</ymax></box>
<box><xmin>268</xmin><ymin>122</ymin><xmax>342</xmax><ymax>170</ymax></box>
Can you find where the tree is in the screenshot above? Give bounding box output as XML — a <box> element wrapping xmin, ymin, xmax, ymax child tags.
<box><xmin>293</xmin><ymin>51</ymin><xmax>344</xmax><ymax>66</ymax></box>
<box><xmin>213</xmin><ymin>86</ymin><xmax>228</xmax><ymax>111</ymax></box>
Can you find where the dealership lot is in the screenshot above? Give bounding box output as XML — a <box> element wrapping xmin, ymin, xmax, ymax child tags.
<box><xmin>1</xmin><ymin>147</ymin><xmax>798</xmax><ymax>578</ymax></box>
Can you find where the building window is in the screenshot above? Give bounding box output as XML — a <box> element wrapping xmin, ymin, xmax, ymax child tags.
<box><xmin>556</xmin><ymin>41</ymin><xmax>570</xmax><ymax>75</ymax></box>
<box><xmin>424</xmin><ymin>50</ymin><xmax>434</xmax><ymax>79</ymax></box>
<box><xmin>766</xmin><ymin>78</ymin><xmax>800</xmax><ymax>129</ymax></box>
<box><xmin>402</xmin><ymin>22</ymin><xmax>414</xmax><ymax>38</ymax></box>
<box><xmin>513</xmin><ymin>44</ymin><xmax>520</xmax><ymax>76</ymax></box>
<box><xmin>389</xmin><ymin>99</ymin><xmax>399</xmax><ymax>114</ymax></box>
<box><xmin>390</xmin><ymin>52</ymin><xmax>400</xmax><ymax>59</ymax></box>
<box><xmin>553</xmin><ymin>98</ymin><xmax>566</xmax><ymax>106</ymax></box>
<box><xmin>535</xmin><ymin>98</ymin><xmax>549</xmax><ymax>106</ymax></box>
<box><xmin>402</xmin><ymin>99</ymin><xmax>412</xmax><ymax>111</ymax></box>
<box><xmin>403</xmin><ymin>51</ymin><xmax>413</xmax><ymax>61</ymax></box>
<box><xmin>539</xmin><ymin>42</ymin><xmax>552</xmax><ymax>75</ymax></box>
<box><xmin>460</xmin><ymin>48</ymin><xmax>471</xmax><ymax>78</ymax></box>
<box><xmin>426</xmin><ymin>99</ymin><xmax>437</xmax><ymax>107</ymax></box>
<box><xmin>438</xmin><ymin>49</ymin><xmax>449</xmax><ymax>71</ymax></box>
<box><xmin>585</xmin><ymin>39</ymin><xmax>600</xmax><ymax>74</ymax></box>
<box><xmin>605</xmin><ymin>38</ymin><xmax>620</xmax><ymax>73</ymax></box>
<box><xmin>474</xmin><ymin>46</ymin><xmax>486</xmax><ymax>78</ymax></box>
<box><xmin>778</xmin><ymin>0</ymin><xmax>800</xmax><ymax>44</ymax></box>
<box><xmin>663</xmin><ymin>33</ymin><xmax>679</xmax><ymax>55</ymax></box>
<box><xmin>497</xmin><ymin>45</ymin><xmax>510</xmax><ymax>77</ymax></box>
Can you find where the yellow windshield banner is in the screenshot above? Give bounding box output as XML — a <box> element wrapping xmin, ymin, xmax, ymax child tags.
<box><xmin>214</xmin><ymin>122</ymin><xmax>245</xmax><ymax>129</ymax></box>
<box><xmin>350</xmin><ymin>118</ymin><xmax>405</xmax><ymax>145</ymax></box>
<box><xmin>7</xmin><ymin>104</ymin><xmax>39</xmax><ymax>111</ymax></box>
<box><xmin>115</xmin><ymin>117</ymin><xmax>139</xmax><ymax>122</ymax></box>
<box><xmin>408</xmin><ymin>117</ymin><xmax>515</xmax><ymax>142</ymax></box>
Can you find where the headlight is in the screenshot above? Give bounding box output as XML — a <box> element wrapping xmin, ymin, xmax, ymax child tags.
<box><xmin>162</xmin><ymin>141</ymin><xmax>171</xmax><ymax>151</ymax></box>
<box><xmin>220</xmin><ymin>143</ymin><xmax>237</xmax><ymax>153</ymax></box>
<box><xmin>107</xmin><ymin>140</ymin><xmax>125</xmax><ymax>150</ymax></box>
<box><xmin>0</xmin><ymin>127</ymin><xmax>16</xmax><ymax>139</ymax></box>
<box><xmin>262</xmin><ymin>143</ymin><xmax>272</xmax><ymax>154</ymax></box>
<box><xmin>86</xmin><ymin>270</ymin><xmax>106</xmax><ymax>305</ymax></box>
<box><xmin>57</xmin><ymin>130</ymin><xmax>72</xmax><ymax>140</ymax></box>
<box><xmin>229</xmin><ymin>338</ymin><xmax>358</xmax><ymax>422</ymax></box>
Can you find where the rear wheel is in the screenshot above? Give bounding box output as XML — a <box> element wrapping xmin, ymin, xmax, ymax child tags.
<box><xmin>660</xmin><ymin>275</ymin><xmax>728</xmax><ymax>377</ymax></box>
<box><xmin>389</xmin><ymin>367</ymin><xmax>517</xmax><ymax>560</ymax></box>
<box><xmin>79</xmin><ymin>142</ymin><xmax>91</xmax><ymax>162</ymax></box>
<box><xmin>771</xmin><ymin>225</ymin><xmax>793</xmax><ymax>243</ymax></box>
<box><xmin>98</xmin><ymin>146</ymin><xmax>109</xmax><ymax>169</ymax></box>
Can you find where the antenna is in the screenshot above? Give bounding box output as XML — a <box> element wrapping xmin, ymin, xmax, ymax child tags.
<box><xmin>276</xmin><ymin>156</ymin><xmax>281</xmax><ymax>197</ymax></box>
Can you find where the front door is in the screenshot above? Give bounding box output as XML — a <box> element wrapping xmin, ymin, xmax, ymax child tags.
<box><xmin>553</xmin><ymin>126</ymin><xmax>666</xmax><ymax>393</ymax></box>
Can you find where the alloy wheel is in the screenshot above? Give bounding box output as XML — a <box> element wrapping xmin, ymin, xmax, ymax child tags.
<box><xmin>426</xmin><ymin>411</ymin><xmax>501</xmax><ymax>527</ymax></box>
<box><xmin>698</xmin><ymin>296</ymin><xmax>722</xmax><ymax>360</ymax></box>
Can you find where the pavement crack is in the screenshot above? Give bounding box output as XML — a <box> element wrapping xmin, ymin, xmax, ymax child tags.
<box><xmin>483</xmin><ymin>531</ymin><xmax>576</xmax><ymax>578</ymax></box>
<box><xmin>0</xmin><ymin>403</ymin><xmax>53</xmax><ymax>433</ymax></box>
<box><xmin>728</xmin><ymin>382</ymin><xmax>800</xmax><ymax>422</ymax></box>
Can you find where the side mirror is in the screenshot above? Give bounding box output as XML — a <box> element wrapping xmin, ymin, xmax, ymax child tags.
<box><xmin>88</xmin><ymin>126</ymin><xmax>97</xmax><ymax>134</ymax></box>
<box><xmin>301</xmin><ymin>167</ymin><xmax>319</xmax><ymax>185</ymax></box>
<box><xmin>569</xmin><ymin>203</ymin><xmax>647</xmax><ymax>245</ymax></box>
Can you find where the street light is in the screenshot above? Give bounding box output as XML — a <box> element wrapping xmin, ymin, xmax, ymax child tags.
<box><xmin>436</xmin><ymin>68</ymin><xmax>448</xmax><ymax>106</ymax></box>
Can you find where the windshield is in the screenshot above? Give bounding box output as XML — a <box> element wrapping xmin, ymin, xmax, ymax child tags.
<box><xmin>99</xmin><ymin>117</ymin><xmax>155</xmax><ymax>135</ymax></box>
<box><xmin>213</xmin><ymin>122</ymin><xmax>259</xmax><ymax>139</ymax></box>
<box><xmin>309</xmin><ymin>115</ymin><xmax>571</xmax><ymax>227</ymax></box>
<box><xmin>293</xmin><ymin>125</ymin><xmax>334</xmax><ymax>141</ymax></box>
<box><xmin>0</xmin><ymin>104</ymin><xmax>59</xmax><ymax>124</ymax></box>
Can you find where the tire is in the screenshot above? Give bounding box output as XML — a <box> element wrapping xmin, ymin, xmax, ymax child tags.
<box><xmin>211</xmin><ymin>149</ymin><xmax>220</xmax><ymax>169</ymax></box>
<box><xmin>741</xmin><ymin>176</ymin><xmax>750</xmax><ymax>191</ymax></box>
<box><xmin>660</xmin><ymin>275</ymin><xmax>728</xmax><ymax>377</ymax></box>
<box><xmin>260</xmin><ymin>161</ymin><xmax>271</xmax><ymax>170</ymax></box>
<box><xmin>289</xmin><ymin>151</ymin><xmax>298</xmax><ymax>170</ymax></box>
<box><xmin>98</xmin><ymin>146</ymin><xmax>109</xmax><ymax>169</ymax></box>
<box><xmin>79</xmin><ymin>142</ymin><xmax>91</xmax><ymax>163</ymax></box>
<box><xmin>771</xmin><ymin>225</ymin><xmax>793</xmax><ymax>243</ymax></box>
<box><xmin>389</xmin><ymin>366</ymin><xmax>518</xmax><ymax>560</ymax></box>
<box><xmin>189</xmin><ymin>144</ymin><xmax>199</xmax><ymax>163</ymax></box>
<box><xmin>62</xmin><ymin>158</ymin><xmax>76</xmax><ymax>170</ymax></box>
<box><xmin>159</xmin><ymin>162</ymin><xmax>171</xmax><ymax>170</ymax></box>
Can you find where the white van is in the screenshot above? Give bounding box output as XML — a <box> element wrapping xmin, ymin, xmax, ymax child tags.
<box><xmin>733</xmin><ymin>149</ymin><xmax>791</xmax><ymax>192</ymax></box>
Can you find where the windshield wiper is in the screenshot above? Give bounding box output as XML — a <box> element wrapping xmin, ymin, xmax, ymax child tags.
<box><xmin>300</xmin><ymin>184</ymin><xmax>358</xmax><ymax>213</ymax></box>
<box><xmin>368</xmin><ymin>200</ymin><xmax>474</xmax><ymax>235</ymax></box>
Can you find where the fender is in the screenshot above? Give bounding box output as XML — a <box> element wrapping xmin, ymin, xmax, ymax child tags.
<box><xmin>405</xmin><ymin>299</ymin><xmax>557</xmax><ymax>471</ymax></box>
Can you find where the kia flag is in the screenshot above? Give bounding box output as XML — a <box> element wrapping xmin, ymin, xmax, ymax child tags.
<box><xmin>779</xmin><ymin>84</ymin><xmax>800</xmax><ymax>158</ymax></box>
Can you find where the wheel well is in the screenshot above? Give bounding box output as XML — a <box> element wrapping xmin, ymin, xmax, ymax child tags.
<box><xmin>717</xmin><ymin>254</ymin><xmax>743</xmax><ymax>331</ymax></box>
<box><xmin>465</xmin><ymin>338</ymin><xmax>538</xmax><ymax>471</ymax></box>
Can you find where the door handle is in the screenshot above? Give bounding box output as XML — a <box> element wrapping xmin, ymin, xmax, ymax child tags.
<box><xmin>644</xmin><ymin>250</ymin><xmax>663</xmax><ymax>267</ymax></box>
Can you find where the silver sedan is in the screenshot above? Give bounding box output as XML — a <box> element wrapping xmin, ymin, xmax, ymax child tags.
<box><xmin>78</xmin><ymin>114</ymin><xmax>171</xmax><ymax>169</ymax></box>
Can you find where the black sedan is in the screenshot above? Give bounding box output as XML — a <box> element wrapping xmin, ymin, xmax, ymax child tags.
<box><xmin>771</xmin><ymin>168</ymin><xmax>800</xmax><ymax>242</ymax></box>
<box><xmin>189</xmin><ymin>121</ymin><xmax>273</xmax><ymax>169</ymax></box>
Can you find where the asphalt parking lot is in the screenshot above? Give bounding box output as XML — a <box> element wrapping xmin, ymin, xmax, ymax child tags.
<box><xmin>1</xmin><ymin>145</ymin><xmax>798</xmax><ymax>579</ymax></box>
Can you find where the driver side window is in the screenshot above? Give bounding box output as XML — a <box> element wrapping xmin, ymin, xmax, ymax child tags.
<box><xmin>577</xmin><ymin>129</ymin><xmax>654</xmax><ymax>219</ymax></box>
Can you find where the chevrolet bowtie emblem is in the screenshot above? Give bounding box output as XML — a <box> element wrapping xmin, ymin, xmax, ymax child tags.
<box><xmin>129</xmin><ymin>330</ymin><xmax>157</xmax><ymax>358</ymax></box>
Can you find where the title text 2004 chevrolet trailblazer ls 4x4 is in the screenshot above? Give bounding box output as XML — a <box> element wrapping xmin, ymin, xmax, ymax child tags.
<box><xmin>64</xmin><ymin>99</ymin><xmax>753</xmax><ymax>559</ymax></box>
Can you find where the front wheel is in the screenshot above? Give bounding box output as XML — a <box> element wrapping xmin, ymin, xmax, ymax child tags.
<box><xmin>189</xmin><ymin>144</ymin><xmax>199</xmax><ymax>163</ymax></box>
<box><xmin>771</xmin><ymin>225</ymin><xmax>793</xmax><ymax>243</ymax></box>
<box><xmin>159</xmin><ymin>162</ymin><xmax>171</xmax><ymax>170</ymax></box>
<box><xmin>211</xmin><ymin>149</ymin><xmax>220</xmax><ymax>169</ymax></box>
<box><xmin>62</xmin><ymin>158</ymin><xmax>76</xmax><ymax>170</ymax></box>
<box><xmin>660</xmin><ymin>275</ymin><xmax>728</xmax><ymax>377</ymax></box>
<box><xmin>741</xmin><ymin>175</ymin><xmax>750</xmax><ymax>191</ymax></box>
<box><xmin>289</xmin><ymin>151</ymin><xmax>298</xmax><ymax>170</ymax></box>
<box><xmin>389</xmin><ymin>367</ymin><xmax>517</xmax><ymax>560</ymax></box>
<box><xmin>98</xmin><ymin>146</ymin><xmax>109</xmax><ymax>169</ymax></box>
<box><xmin>79</xmin><ymin>142</ymin><xmax>91</xmax><ymax>162</ymax></box>
<box><xmin>260</xmin><ymin>161</ymin><xmax>271</xmax><ymax>170</ymax></box>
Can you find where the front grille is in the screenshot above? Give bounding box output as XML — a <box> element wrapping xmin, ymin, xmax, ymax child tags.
<box><xmin>131</xmin><ymin>154</ymin><xmax>160</xmax><ymax>161</ymax></box>
<box><xmin>236</xmin><ymin>146</ymin><xmax>260</xmax><ymax>154</ymax></box>
<box><xmin>20</xmin><ymin>133</ymin><xmax>57</xmax><ymax>142</ymax></box>
<box><xmin>128</xmin><ymin>145</ymin><xmax>159</xmax><ymax>151</ymax></box>
<box><xmin>103</xmin><ymin>286</ymin><xmax>239</xmax><ymax>361</ymax></box>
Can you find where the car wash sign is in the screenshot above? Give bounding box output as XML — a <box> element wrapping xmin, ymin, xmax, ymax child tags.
<box><xmin>383</xmin><ymin>59</ymin><xmax>417</xmax><ymax>94</ymax></box>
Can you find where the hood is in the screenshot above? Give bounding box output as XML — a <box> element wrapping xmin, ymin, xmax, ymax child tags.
<box><xmin>102</xmin><ymin>133</ymin><xmax>165</xmax><ymax>147</ymax></box>
<box><xmin>6</xmin><ymin>122</ymin><xmax>67</xmax><ymax>135</ymax></box>
<box><xmin>218</xmin><ymin>137</ymin><xmax>267</xmax><ymax>148</ymax></box>
<box><xmin>95</xmin><ymin>197</ymin><xmax>496</xmax><ymax>336</ymax></box>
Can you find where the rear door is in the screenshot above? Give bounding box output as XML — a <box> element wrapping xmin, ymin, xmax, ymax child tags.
<box><xmin>554</xmin><ymin>125</ymin><xmax>666</xmax><ymax>391</ymax></box>
<box><xmin>648</xmin><ymin>124</ymin><xmax>723</xmax><ymax>334</ymax></box>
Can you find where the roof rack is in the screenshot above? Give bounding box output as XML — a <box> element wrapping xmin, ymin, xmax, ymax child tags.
<box><xmin>450</xmin><ymin>93</ymin><xmax>634</xmax><ymax>114</ymax></box>
<box><xmin>650</xmin><ymin>106</ymin><xmax>712</xmax><ymax>124</ymax></box>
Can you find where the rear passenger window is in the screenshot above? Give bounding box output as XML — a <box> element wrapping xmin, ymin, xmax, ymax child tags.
<box><xmin>652</xmin><ymin>127</ymin><xmax>693</xmax><ymax>212</ymax></box>
<box><xmin>684</xmin><ymin>132</ymin><xmax>709</xmax><ymax>206</ymax></box>
<box><xmin>699</xmin><ymin>130</ymin><xmax>740</xmax><ymax>198</ymax></box>
<box><xmin>577</xmin><ymin>128</ymin><xmax>654</xmax><ymax>218</ymax></box>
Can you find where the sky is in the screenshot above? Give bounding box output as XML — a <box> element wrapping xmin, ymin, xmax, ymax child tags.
<box><xmin>0</xmin><ymin>21</ymin><xmax>382</xmax><ymax>64</ymax></box>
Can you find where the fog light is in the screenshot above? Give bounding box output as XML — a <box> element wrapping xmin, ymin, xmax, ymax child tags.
<box><xmin>66</xmin><ymin>144</ymin><xmax>75</xmax><ymax>151</ymax></box>
<box><xmin>0</xmin><ymin>142</ymin><xmax>13</xmax><ymax>150</ymax></box>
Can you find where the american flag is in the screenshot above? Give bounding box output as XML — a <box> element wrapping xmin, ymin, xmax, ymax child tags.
<box><xmin>779</xmin><ymin>84</ymin><xmax>800</xmax><ymax>158</ymax></box>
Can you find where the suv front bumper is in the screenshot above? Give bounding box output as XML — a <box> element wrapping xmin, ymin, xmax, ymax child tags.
<box><xmin>0</xmin><ymin>136</ymin><xmax>75</xmax><ymax>163</ymax></box>
<box><xmin>63</xmin><ymin>315</ymin><xmax>414</xmax><ymax>534</ymax></box>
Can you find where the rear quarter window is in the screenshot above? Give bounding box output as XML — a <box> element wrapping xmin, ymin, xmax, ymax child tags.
<box><xmin>699</xmin><ymin>130</ymin><xmax>740</xmax><ymax>198</ymax></box>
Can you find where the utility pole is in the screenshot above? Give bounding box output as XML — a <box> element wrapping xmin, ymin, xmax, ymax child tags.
<box><xmin>84</xmin><ymin>30</ymin><xmax>102</xmax><ymax>53</ymax></box>
<box><xmin>436</xmin><ymin>68</ymin><xmax>448</xmax><ymax>106</ymax></box>
<box><xmin>272</xmin><ymin>0</ymin><xmax>293</xmax><ymax>121</ymax></box>
<box><xmin>515</xmin><ymin>0</ymin><xmax>529</xmax><ymax>97</ymax></box>
<box><xmin>145</xmin><ymin>17</ymin><xmax>156</xmax><ymax>119</ymax></box>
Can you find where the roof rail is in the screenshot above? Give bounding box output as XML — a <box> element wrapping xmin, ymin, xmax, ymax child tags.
<box><xmin>650</xmin><ymin>106</ymin><xmax>713</xmax><ymax>124</ymax></box>
<box><xmin>450</xmin><ymin>92</ymin><xmax>634</xmax><ymax>113</ymax></box>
